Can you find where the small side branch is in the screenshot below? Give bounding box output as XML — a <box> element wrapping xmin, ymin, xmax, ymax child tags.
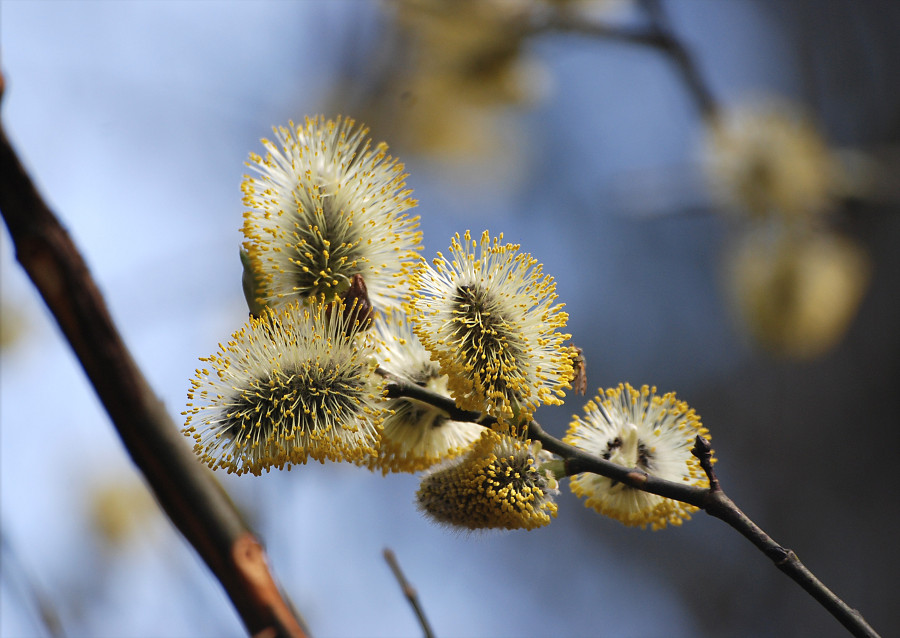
<box><xmin>0</xmin><ymin>79</ymin><xmax>307</xmax><ymax>638</ymax></box>
<box><xmin>383</xmin><ymin>548</ymin><xmax>435</xmax><ymax>638</ymax></box>
<box><xmin>691</xmin><ymin>435</ymin><xmax>721</xmax><ymax>492</ymax></box>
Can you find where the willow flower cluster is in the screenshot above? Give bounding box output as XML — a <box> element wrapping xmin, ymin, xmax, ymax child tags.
<box><xmin>369</xmin><ymin>309</ymin><xmax>484</xmax><ymax>474</ymax></box>
<box><xmin>344</xmin><ymin>0</ymin><xmax>630</xmax><ymax>159</ymax></box>
<box><xmin>182</xmin><ymin>114</ymin><xmax>715</xmax><ymax>533</ymax></box>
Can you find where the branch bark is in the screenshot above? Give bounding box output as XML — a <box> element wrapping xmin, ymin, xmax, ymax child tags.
<box><xmin>0</xmin><ymin>80</ymin><xmax>308</xmax><ymax>638</ymax></box>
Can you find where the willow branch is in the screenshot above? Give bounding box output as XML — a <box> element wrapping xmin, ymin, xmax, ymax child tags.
<box><xmin>382</xmin><ymin>375</ymin><xmax>879</xmax><ymax>638</ymax></box>
<box><xmin>687</xmin><ymin>437</ymin><xmax>878</xmax><ymax>638</ymax></box>
<box><xmin>0</xmin><ymin>78</ymin><xmax>308</xmax><ymax>638</ymax></box>
<box><xmin>383</xmin><ymin>548</ymin><xmax>435</xmax><ymax>638</ymax></box>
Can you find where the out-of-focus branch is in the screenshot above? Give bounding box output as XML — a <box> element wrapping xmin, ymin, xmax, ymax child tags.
<box><xmin>383</xmin><ymin>548</ymin><xmax>435</xmax><ymax>638</ymax></box>
<box><xmin>0</xmin><ymin>76</ymin><xmax>308</xmax><ymax>638</ymax></box>
<box><xmin>0</xmin><ymin>530</ymin><xmax>66</xmax><ymax>638</ymax></box>
<box><xmin>529</xmin><ymin>3</ymin><xmax>717</xmax><ymax>119</ymax></box>
<box><xmin>382</xmin><ymin>375</ymin><xmax>880</xmax><ymax>638</ymax></box>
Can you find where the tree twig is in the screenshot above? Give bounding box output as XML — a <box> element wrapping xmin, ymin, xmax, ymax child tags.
<box><xmin>383</xmin><ymin>548</ymin><xmax>435</xmax><ymax>638</ymax></box>
<box><xmin>0</xmin><ymin>77</ymin><xmax>308</xmax><ymax>638</ymax></box>
<box><xmin>383</xmin><ymin>376</ymin><xmax>880</xmax><ymax>638</ymax></box>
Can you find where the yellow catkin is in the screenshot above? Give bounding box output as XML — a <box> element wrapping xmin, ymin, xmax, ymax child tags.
<box><xmin>408</xmin><ymin>230</ymin><xmax>575</xmax><ymax>430</ymax></box>
<box><xmin>565</xmin><ymin>383</ymin><xmax>712</xmax><ymax>530</ymax></box>
<box><xmin>417</xmin><ymin>430</ymin><xmax>558</xmax><ymax>531</ymax></box>
<box><xmin>182</xmin><ymin>299</ymin><xmax>385</xmax><ymax>475</ymax></box>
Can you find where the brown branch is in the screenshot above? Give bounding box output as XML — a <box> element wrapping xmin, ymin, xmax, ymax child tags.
<box><xmin>384</xmin><ymin>377</ymin><xmax>880</xmax><ymax>638</ymax></box>
<box><xmin>0</xmin><ymin>78</ymin><xmax>308</xmax><ymax>638</ymax></box>
<box><xmin>383</xmin><ymin>548</ymin><xmax>435</xmax><ymax>638</ymax></box>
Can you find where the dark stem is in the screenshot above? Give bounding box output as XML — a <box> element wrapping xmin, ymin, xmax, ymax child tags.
<box><xmin>385</xmin><ymin>378</ymin><xmax>879</xmax><ymax>638</ymax></box>
<box><xmin>383</xmin><ymin>548</ymin><xmax>436</xmax><ymax>638</ymax></box>
<box><xmin>0</xmin><ymin>79</ymin><xmax>308</xmax><ymax>638</ymax></box>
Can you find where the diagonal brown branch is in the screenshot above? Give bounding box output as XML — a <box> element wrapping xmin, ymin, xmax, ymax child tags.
<box><xmin>0</xmin><ymin>77</ymin><xmax>308</xmax><ymax>638</ymax></box>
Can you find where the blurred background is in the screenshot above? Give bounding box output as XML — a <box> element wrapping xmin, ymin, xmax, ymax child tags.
<box><xmin>2</xmin><ymin>1</ymin><xmax>899</xmax><ymax>636</ymax></box>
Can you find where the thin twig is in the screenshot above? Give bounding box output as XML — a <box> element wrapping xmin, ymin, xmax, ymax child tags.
<box><xmin>384</xmin><ymin>379</ymin><xmax>880</xmax><ymax>638</ymax></box>
<box><xmin>691</xmin><ymin>434</ymin><xmax>721</xmax><ymax>492</ymax></box>
<box><xmin>0</xmin><ymin>530</ymin><xmax>67</xmax><ymax>638</ymax></box>
<box><xmin>383</xmin><ymin>548</ymin><xmax>435</xmax><ymax>638</ymax></box>
<box><xmin>0</xmin><ymin>76</ymin><xmax>308</xmax><ymax>638</ymax></box>
<box><xmin>690</xmin><ymin>437</ymin><xmax>877</xmax><ymax>638</ymax></box>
